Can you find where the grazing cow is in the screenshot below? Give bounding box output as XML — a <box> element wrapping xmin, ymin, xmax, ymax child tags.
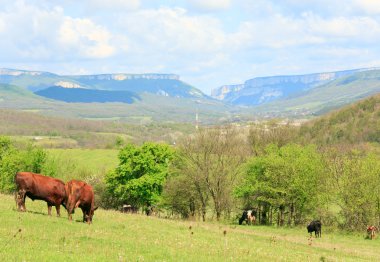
<box><xmin>14</xmin><ymin>172</ymin><xmax>66</xmax><ymax>216</ymax></box>
<box><xmin>239</xmin><ymin>210</ymin><xmax>256</xmax><ymax>225</ymax></box>
<box><xmin>307</xmin><ymin>220</ymin><xmax>322</xmax><ymax>238</ymax></box>
<box><xmin>146</xmin><ymin>206</ymin><xmax>158</xmax><ymax>216</ymax></box>
<box><xmin>123</xmin><ymin>204</ymin><xmax>132</xmax><ymax>213</ymax></box>
<box><xmin>65</xmin><ymin>180</ymin><xmax>97</xmax><ymax>224</ymax></box>
<box><xmin>367</xmin><ymin>225</ymin><xmax>378</xmax><ymax>240</ymax></box>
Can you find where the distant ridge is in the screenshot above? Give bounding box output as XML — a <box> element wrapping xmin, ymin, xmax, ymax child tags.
<box><xmin>212</xmin><ymin>67</ymin><xmax>380</xmax><ymax>106</ymax></box>
<box><xmin>0</xmin><ymin>68</ymin><xmax>205</xmax><ymax>99</ymax></box>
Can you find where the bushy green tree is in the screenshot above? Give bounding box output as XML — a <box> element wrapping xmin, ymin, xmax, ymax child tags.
<box><xmin>324</xmin><ymin>149</ymin><xmax>380</xmax><ymax>230</ymax></box>
<box><xmin>235</xmin><ymin>144</ymin><xmax>326</xmax><ymax>225</ymax></box>
<box><xmin>0</xmin><ymin>137</ymin><xmax>47</xmax><ymax>193</ymax></box>
<box><xmin>168</xmin><ymin>127</ymin><xmax>249</xmax><ymax>221</ymax></box>
<box><xmin>0</xmin><ymin>137</ymin><xmax>23</xmax><ymax>193</ymax></box>
<box><xmin>105</xmin><ymin>142</ymin><xmax>174</xmax><ymax>210</ymax></box>
<box><xmin>21</xmin><ymin>144</ymin><xmax>47</xmax><ymax>174</ymax></box>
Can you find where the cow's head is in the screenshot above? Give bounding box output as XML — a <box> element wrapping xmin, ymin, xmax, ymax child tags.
<box><xmin>86</xmin><ymin>206</ymin><xmax>98</xmax><ymax>224</ymax></box>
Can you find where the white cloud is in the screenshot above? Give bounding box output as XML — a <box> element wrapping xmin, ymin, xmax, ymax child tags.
<box><xmin>230</xmin><ymin>12</ymin><xmax>380</xmax><ymax>51</ymax></box>
<box><xmin>84</xmin><ymin>0</ymin><xmax>140</xmax><ymax>12</ymax></box>
<box><xmin>352</xmin><ymin>0</ymin><xmax>380</xmax><ymax>14</ymax></box>
<box><xmin>230</xmin><ymin>15</ymin><xmax>325</xmax><ymax>50</ymax></box>
<box><xmin>119</xmin><ymin>7</ymin><xmax>226</xmax><ymax>54</ymax></box>
<box><xmin>187</xmin><ymin>0</ymin><xmax>231</xmax><ymax>11</ymax></box>
<box><xmin>59</xmin><ymin>17</ymin><xmax>115</xmax><ymax>58</ymax></box>
<box><xmin>0</xmin><ymin>1</ymin><xmax>118</xmax><ymax>61</ymax></box>
<box><xmin>0</xmin><ymin>17</ymin><xmax>4</xmax><ymax>33</ymax></box>
<box><xmin>1</xmin><ymin>0</ymin><xmax>380</xmax><ymax>94</ymax></box>
<box><xmin>306</xmin><ymin>15</ymin><xmax>380</xmax><ymax>43</ymax></box>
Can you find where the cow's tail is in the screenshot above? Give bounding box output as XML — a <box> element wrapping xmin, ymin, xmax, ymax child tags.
<box><xmin>66</xmin><ymin>182</ymin><xmax>73</xmax><ymax>214</ymax></box>
<box><xmin>14</xmin><ymin>172</ymin><xmax>19</xmax><ymax>208</ymax></box>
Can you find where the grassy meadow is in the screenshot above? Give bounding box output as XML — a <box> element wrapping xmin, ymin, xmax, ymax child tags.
<box><xmin>46</xmin><ymin>149</ymin><xmax>119</xmax><ymax>176</ymax></box>
<box><xmin>0</xmin><ymin>194</ymin><xmax>379</xmax><ymax>261</ymax></box>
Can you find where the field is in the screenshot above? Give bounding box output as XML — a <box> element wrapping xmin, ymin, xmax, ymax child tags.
<box><xmin>0</xmin><ymin>194</ymin><xmax>379</xmax><ymax>261</ymax></box>
<box><xmin>47</xmin><ymin>149</ymin><xmax>119</xmax><ymax>175</ymax></box>
<box><xmin>0</xmin><ymin>109</ymin><xmax>195</xmax><ymax>147</ymax></box>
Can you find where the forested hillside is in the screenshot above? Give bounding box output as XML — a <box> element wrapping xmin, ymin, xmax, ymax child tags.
<box><xmin>299</xmin><ymin>94</ymin><xmax>380</xmax><ymax>145</ymax></box>
<box><xmin>0</xmin><ymin>109</ymin><xmax>194</xmax><ymax>147</ymax></box>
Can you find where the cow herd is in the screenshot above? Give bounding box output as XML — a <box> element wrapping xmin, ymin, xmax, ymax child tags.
<box><xmin>238</xmin><ymin>210</ymin><xmax>379</xmax><ymax>240</ymax></box>
<box><xmin>12</xmin><ymin>172</ymin><xmax>378</xmax><ymax>239</ymax></box>
<box><xmin>239</xmin><ymin>210</ymin><xmax>324</xmax><ymax>238</ymax></box>
<box><xmin>14</xmin><ymin>172</ymin><xmax>97</xmax><ymax>224</ymax></box>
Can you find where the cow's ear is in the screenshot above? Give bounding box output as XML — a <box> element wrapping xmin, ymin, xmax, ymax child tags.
<box><xmin>93</xmin><ymin>206</ymin><xmax>98</xmax><ymax>211</ymax></box>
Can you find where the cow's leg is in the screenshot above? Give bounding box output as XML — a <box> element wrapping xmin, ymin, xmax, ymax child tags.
<box><xmin>81</xmin><ymin>208</ymin><xmax>86</xmax><ymax>223</ymax></box>
<box><xmin>67</xmin><ymin>201</ymin><xmax>74</xmax><ymax>221</ymax></box>
<box><xmin>68</xmin><ymin>207</ymin><xmax>73</xmax><ymax>221</ymax></box>
<box><xmin>15</xmin><ymin>190</ymin><xmax>26</xmax><ymax>212</ymax></box>
<box><xmin>21</xmin><ymin>191</ymin><xmax>27</xmax><ymax>212</ymax></box>
<box><xmin>15</xmin><ymin>191</ymin><xmax>22</xmax><ymax>211</ymax></box>
<box><xmin>14</xmin><ymin>191</ymin><xmax>18</xmax><ymax>209</ymax></box>
<box><xmin>56</xmin><ymin>205</ymin><xmax>61</xmax><ymax>217</ymax></box>
<box><xmin>47</xmin><ymin>204</ymin><xmax>52</xmax><ymax>216</ymax></box>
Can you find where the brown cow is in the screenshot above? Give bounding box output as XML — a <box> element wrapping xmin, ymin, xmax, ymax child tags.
<box><xmin>65</xmin><ymin>180</ymin><xmax>97</xmax><ymax>224</ymax></box>
<box><xmin>15</xmin><ymin>172</ymin><xmax>66</xmax><ymax>216</ymax></box>
<box><xmin>367</xmin><ymin>225</ymin><xmax>378</xmax><ymax>240</ymax></box>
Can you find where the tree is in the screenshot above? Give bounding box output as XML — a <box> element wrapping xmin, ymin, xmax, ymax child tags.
<box><xmin>162</xmin><ymin>174</ymin><xmax>201</xmax><ymax>219</ymax></box>
<box><xmin>173</xmin><ymin>126</ymin><xmax>249</xmax><ymax>221</ymax></box>
<box><xmin>248</xmin><ymin>121</ymin><xmax>298</xmax><ymax>156</ymax></box>
<box><xmin>0</xmin><ymin>136</ymin><xmax>47</xmax><ymax>193</ymax></box>
<box><xmin>324</xmin><ymin>149</ymin><xmax>380</xmax><ymax>230</ymax></box>
<box><xmin>235</xmin><ymin>144</ymin><xmax>326</xmax><ymax>225</ymax></box>
<box><xmin>105</xmin><ymin>142</ymin><xmax>174</xmax><ymax>210</ymax></box>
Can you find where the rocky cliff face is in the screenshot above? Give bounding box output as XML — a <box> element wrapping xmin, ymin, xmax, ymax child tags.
<box><xmin>72</xmin><ymin>73</ymin><xmax>179</xmax><ymax>81</ymax></box>
<box><xmin>0</xmin><ymin>68</ymin><xmax>55</xmax><ymax>76</ymax></box>
<box><xmin>211</xmin><ymin>68</ymin><xmax>379</xmax><ymax>106</ymax></box>
<box><xmin>211</xmin><ymin>84</ymin><xmax>244</xmax><ymax>100</ymax></box>
<box><xmin>0</xmin><ymin>68</ymin><xmax>204</xmax><ymax>99</ymax></box>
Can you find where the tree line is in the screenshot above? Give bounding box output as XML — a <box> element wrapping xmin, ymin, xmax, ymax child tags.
<box><xmin>102</xmin><ymin>122</ymin><xmax>380</xmax><ymax>231</ymax></box>
<box><xmin>1</xmin><ymin>119</ymin><xmax>379</xmax><ymax>231</ymax></box>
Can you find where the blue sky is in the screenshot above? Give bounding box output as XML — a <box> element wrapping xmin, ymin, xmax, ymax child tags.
<box><xmin>1</xmin><ymin>0</ymin><xmax>380</xmax><ymax>94</ymax></box>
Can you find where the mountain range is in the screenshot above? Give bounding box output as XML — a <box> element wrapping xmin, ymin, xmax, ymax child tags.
<box><xmin>0</xmin><ymin>67</ymin><xmax>380</xmax><ymax>123</ymax></box>
<box><xmin>211</xmin><ymin>68</ymin><xmax>380</xmax><ymax>106</ymax></box>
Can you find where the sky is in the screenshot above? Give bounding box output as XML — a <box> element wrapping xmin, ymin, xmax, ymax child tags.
<box><xmin>1</xmin><ymin>0</ymin><xmax>380</xmax><ymax>94</ymax></box>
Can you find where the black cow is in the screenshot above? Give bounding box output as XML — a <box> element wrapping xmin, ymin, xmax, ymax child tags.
<box><xmin>239</xmin><ymin>210</ymin><xmax>256</xmax><ymax>225</ymax></box>
<box><xmin>307</xmin><ymin>220</ymin><xmax>322</xmax><ymax>238</ymax></box>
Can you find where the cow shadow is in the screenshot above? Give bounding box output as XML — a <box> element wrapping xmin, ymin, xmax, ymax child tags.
<box><xmin>72</xmin><ymin>219</ymin><xmax>85</xmax><ymax>223</ymax></box>
<box><xmin>25</xmin><ymin>210</ymin><xmax>67</xmax><ymax>219</ymax></box>
<box><xmin>26</xmin><ymin>210</ymin><xmax>47</xmax><ymax>216</ymax></box>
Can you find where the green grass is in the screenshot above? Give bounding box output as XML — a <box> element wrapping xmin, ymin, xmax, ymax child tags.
<box><xmin>46</xmin><ymin>149</ymin><xmax>119</xmax><ymax>176</ymax></box>
<box><xmin>0</xmin><ymin>194</ymin><xmax>379</xmax><ymax>261</ymax></box>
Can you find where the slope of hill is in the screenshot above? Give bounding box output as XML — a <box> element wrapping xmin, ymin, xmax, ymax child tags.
<box><xmin>1</xmin><ymin>194</ymin><xmax>379</xmax><ymax>261</ymax></box>
<box><xmin>251</xmin><ymin>69</ymin><xmax>380</xmax><ymax>117</ymax></box>
<box><xmin>298</xmin><ymin>94</ymin><xmax>380</xmax><ymax>145</ymax></box>
<box><xmin>0</xmin><ymin>108</ymin><xmax>195</xmax><ymax>147</ymax></box>
<box><xmin>2</xmin><ymin>67</ymin><xmax>380</xmax><ymax>121</ymax></box>
<box><xmin>212</xmin><ymin>68</ymin><xmax>379</xmax><ymax>106</ymax></box>
<box><xmin>0</xmin><ymin>83</ymin><xmax>233</xmax><ymax>124</ymax></box>
<box><xmin>35</xmin><ymin>86</ymin><xmax>140</xmax><ymax>103</ymax></box>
